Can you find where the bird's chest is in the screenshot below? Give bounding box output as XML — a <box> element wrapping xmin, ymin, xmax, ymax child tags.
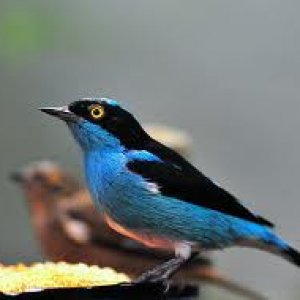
<box><xmin>85</xmin><ymin>151</ymin><xmax>142</xmax><ymax>208</ymax></box>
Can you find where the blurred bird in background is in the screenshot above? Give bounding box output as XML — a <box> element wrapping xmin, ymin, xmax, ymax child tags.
<box><xmin>11</xmin><ymin>125</ymin><xmax>265</xmax><ymax>299</ymax></box>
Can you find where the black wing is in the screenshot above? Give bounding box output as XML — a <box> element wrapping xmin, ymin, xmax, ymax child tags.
<box><xmin>128</xmin><ymin>139</ymin><xmax>273</xmax><ymax>227</ymax></box>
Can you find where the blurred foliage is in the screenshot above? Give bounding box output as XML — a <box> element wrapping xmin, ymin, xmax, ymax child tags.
<box><xmin>0</xmin><ymin>2</ymin><xmax>113</xmax><ymax>66</ymax></box>
<box><xmin>0</xmin><ymin>4</ymin><xmax>61</xmax><ymax>61</ymax></box>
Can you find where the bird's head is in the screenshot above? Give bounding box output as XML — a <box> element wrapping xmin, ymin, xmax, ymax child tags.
<box><xmin>11</xmin><ymin>161</ymin><xmax>81</xmax><ymax>203</ymax></box>
<box><xmin>40</xmin><ymin>98</ymin><xmax>149</xmax><ymax>152</ymax></box>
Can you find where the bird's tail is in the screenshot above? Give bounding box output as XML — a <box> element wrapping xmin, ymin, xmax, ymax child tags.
<box><xmin>259</xmin><ymin>230</ymin><xmax>300</xmax><ymax>267</ymax></box>
<box><xmin>281</xmin><ymin>246</ymin><xmax>300</xmax><ymax>266</ymax></box>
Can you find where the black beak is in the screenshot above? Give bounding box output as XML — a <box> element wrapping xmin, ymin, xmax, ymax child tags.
<box><xmin>39</xmin><ymin>106</ymin><xmax>78</xmax><ymax>122</ymax></box>
<box><xmin>10</xmin><ymin>171</ymin><xmax>25</xmax><ymax>183</ymax></box>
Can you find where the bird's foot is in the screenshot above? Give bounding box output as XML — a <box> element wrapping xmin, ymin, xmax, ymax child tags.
<box><xmin>134</xmin><ymin>252</ymin><xmax>198</xmax><ymax>286</ymax></box>
<box><xmin>133</xmin><ymin>259</ymin><xmax>180</xmax><ymax>293</ymax></box>
<box><xmin>133</xmin><ymin>257</ymin><xmax>180</xmax><ymax>285</ymax></box>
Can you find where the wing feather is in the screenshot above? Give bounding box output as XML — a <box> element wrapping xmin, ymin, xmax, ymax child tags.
<box><xmin>127</xmin><ymin>152</ymin><xmax>273</xmax><ymax>228</ymax></box>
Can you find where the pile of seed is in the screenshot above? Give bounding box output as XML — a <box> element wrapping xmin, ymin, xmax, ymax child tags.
<box><xmin>0</xmin><ymin>262</ymin><xmax>129</xmax><ymax>295</ymax></box>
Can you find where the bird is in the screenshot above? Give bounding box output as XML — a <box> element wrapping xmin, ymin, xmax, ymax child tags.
<box><xmin>40</xmin><ymin>97</ymin><xmax>300</xmax><ymax>283</ymax></box>
<box><xmin>11</xmin><ymin>161</ymin><xmax>266</xmax><ymax>299</ymax></box>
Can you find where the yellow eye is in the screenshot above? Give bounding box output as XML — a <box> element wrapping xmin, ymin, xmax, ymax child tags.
<box><xmin>90</xmin><ymin>105</ymin><xmax>105</xmax><ymax>119</ymax></box>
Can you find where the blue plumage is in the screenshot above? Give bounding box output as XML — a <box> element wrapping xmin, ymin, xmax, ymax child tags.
<box><xmin>85</xmin><ymin>146</ymin><xmax>287</xmax><ymax>251</ymax></box>
<box><xmin>40</xmin><ymin>98</ymin><xmax>300</xmax><ymax>271</ymax></box>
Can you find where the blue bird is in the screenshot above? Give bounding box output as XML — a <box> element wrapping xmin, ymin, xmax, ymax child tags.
<box><xmin>40</xmin><ymin>98</ymin><xmax>300</xmax><ymax>282</ymax></box>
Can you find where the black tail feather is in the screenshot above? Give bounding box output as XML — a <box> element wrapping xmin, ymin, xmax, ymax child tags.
<box><xmin>256</xmin><ymin>215</ymin><xmax>274</xmax><ymax>228</ymax></box>
<box><xmin>283</xmin><ymin>247</ymin><xmax>300</xmax><ymax>267</ymax></box>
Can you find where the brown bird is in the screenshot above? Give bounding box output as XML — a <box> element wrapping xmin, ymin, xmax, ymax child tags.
<box><xmin>11</xmin><ymin>160</ymin><xmax>265</xmax><ymax>299</ymax></box>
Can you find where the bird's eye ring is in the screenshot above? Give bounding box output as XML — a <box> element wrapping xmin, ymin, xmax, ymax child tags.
<box><xmin>90</xmin><ymin>105</ymin><xmax>105</xmax><ymax>119</ymax></box>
